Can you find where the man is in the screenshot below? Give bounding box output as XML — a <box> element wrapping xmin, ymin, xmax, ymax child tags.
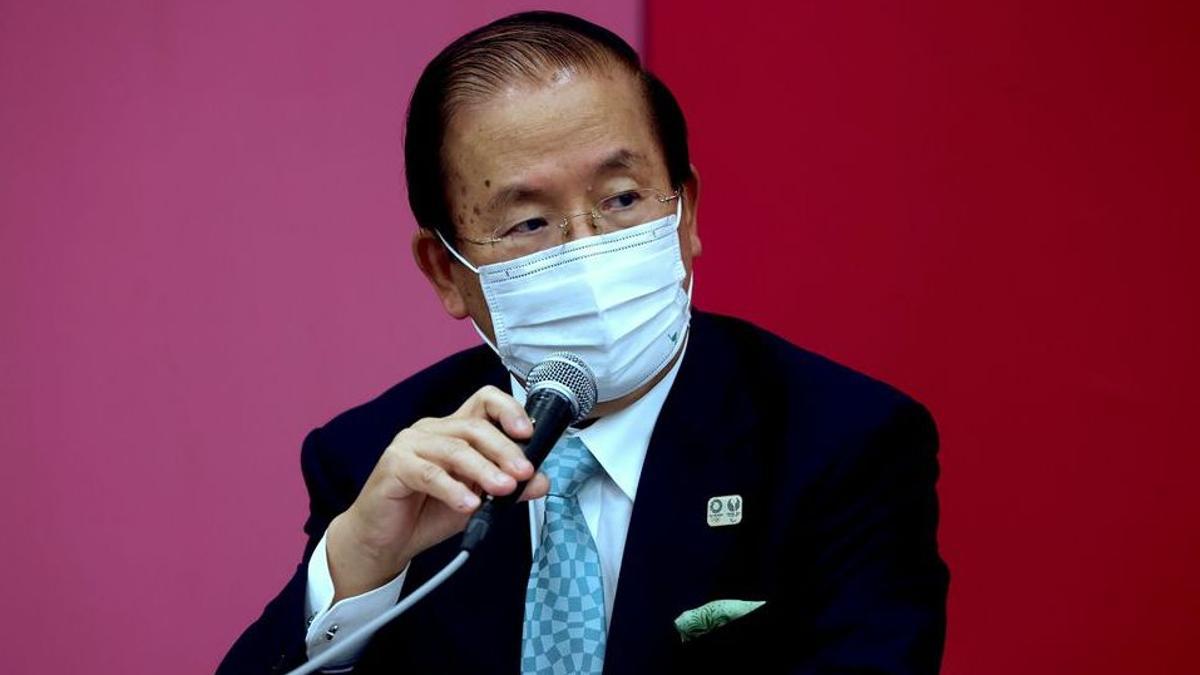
<box><xmin>220</xmin><ymin>11</ymin><xmax>948</xmax><ymax>674</ymax></box>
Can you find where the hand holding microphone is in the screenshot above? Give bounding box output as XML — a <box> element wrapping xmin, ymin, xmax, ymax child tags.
<box><xmin>324</xmin><ymin>353</ymin><xmax>596</xmax><ymax>602</ymax></box>
<box><xmin>462</xmin><ymin>353</ymin><xmax>598</xmax><ymax>551</ymax></box>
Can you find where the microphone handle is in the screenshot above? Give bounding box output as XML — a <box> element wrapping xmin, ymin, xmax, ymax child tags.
<box><xmin>460</xmin><ymin>389</ymin><xmax>576</xmax><ymax>552</ymax></box>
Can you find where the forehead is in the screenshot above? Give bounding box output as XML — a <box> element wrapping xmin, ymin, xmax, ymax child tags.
<box><xmin>441</xmin><ymin>67</ymin><xmax>664</xmax><ymax>205</ymax></box>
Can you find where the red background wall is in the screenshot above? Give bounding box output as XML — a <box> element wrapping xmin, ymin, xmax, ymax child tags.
<box><xmin>646</xmin><ymin>1</ymin><xmax>1199</xmax><ymax>672</ymax></box>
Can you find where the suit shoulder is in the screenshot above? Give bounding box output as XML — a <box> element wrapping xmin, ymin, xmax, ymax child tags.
<box><xmin>307</xmin><ymin>345</ymin><xmax>504</xmax><ymax>470</ymax></box>
<box><xmin>695</xmin><ymin>311</ymin><xmax>932</xmax><ymax>435</ymax></box>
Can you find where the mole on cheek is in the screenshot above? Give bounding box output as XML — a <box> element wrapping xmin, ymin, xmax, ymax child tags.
<box><xmin>472</xmin><ymin>205</ymin><xmax>481</xmax><ymax>215</ymax></box>
<box><xmin>484</xmin><ymin>179</ymin><xmax>491</xmax><ymax>188</ymax></box>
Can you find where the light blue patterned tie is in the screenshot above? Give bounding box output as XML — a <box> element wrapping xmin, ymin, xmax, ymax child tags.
<box><xmin>521</xmin><ymin>435</ymin><xmax>606</xmax><ymax>675</ymax></box>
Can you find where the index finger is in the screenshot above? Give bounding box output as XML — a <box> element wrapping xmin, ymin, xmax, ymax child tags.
<box><xmin>454</xmin><ymin>385</ymin><xmax>532</xmax><ymax>440</ymax></box>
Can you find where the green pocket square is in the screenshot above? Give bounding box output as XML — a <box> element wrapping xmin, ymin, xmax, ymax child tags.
<box><xmin>673</xmin><ymin>599</ymin><xmax>767</xmax><ymax>642</ymax></box>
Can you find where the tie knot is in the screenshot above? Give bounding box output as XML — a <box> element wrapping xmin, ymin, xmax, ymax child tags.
<box><xmin>541</xmin><ymin>436</ymin><xmax>601</xmax><ymax>499</ymax></box>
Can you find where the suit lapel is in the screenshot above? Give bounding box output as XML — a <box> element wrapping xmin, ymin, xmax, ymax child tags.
<box><xmin>439</xmin><ymin>360</ymin><xmax>533</xmax><ymax>672</ymax></box>
<box><xmin>370</xmin><ymin>358</ymin><xmax>535</xmax><ymax>673</ymax></box>
<box><xmin>448</xmin><ymin>497</ymin><xmax>533</xmax><ymax>671</ymax></box>
<box><xmin>604</xmin><ymin>315</ymin><xmax>764</xmax><ymax>673</ymax></box>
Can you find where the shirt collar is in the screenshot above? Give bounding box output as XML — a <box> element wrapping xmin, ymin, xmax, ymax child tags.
<box><xmin>509</xmin><ymin>342</ymin><xmax>687</xmax><ymax>502</ymax></box>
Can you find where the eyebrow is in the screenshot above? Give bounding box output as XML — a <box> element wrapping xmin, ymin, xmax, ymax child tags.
<box><xmin>485</xmin><ymin>185</ymin><xmax>545</xmax><ymax>213</ymax></box>
<box><xmin>597</xmin><ymin>148</ymin><xmax>646</xmax><ymax>172</ymax></box>
<box><xmin>484</xmin><ymin>148</ymin><xmax>648</xmax><ymax>212</ymax></box>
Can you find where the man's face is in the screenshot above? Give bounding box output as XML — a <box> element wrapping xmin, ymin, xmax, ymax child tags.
<box><xmin>415</xmin><ymin>64</ymin><xmax>701</xmax><ymax>342</ymax></box>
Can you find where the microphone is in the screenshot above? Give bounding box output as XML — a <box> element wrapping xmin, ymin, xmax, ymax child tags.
<box><xmin>460</xmin><ymin>352</ymin><xmax>597</xmax><ymax>552</ymax></box>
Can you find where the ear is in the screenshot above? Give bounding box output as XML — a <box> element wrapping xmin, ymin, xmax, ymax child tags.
<box><xmin>681</xmin><ymin>163</ymin><xmax>702</xmax><ymax>258</ymax></box>
<box><xmin>412</xmin><ymin>228</ymin><xmax>470</xmax><ymax>319</ymax></box>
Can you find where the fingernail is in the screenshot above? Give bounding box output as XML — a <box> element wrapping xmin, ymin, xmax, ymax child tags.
<box><xmin>493</xmin><ymin>471</ymin><xmax>512</xmax><ymax>485</ymax></box>
<box><xmin>462</xmin><ymin>493</ymin><xmax>480</xmax><ymax>509</ymax></box>
<box><xmin>511</xmin><ymin>458</ymin><xmax>533</xmax><ymax>473</ymax></box>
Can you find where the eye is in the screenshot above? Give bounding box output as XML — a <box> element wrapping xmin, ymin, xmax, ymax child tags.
<box><xmin>599</xmin><ymin>190</ymin><xmax>644</xmax><ymax>213</ymax></box>
<box><xmin>502</xmin><ymin>217</ymin><xmax>551</xmax><ymax>237</ymax></box>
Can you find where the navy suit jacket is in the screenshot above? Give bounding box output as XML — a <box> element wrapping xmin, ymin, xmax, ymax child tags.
<box><xmin>219</xmin><ymin>312</ymin><xmax>948</xmax><ymax>673</ymax></box>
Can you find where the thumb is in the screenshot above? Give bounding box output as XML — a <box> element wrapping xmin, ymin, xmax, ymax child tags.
<box><xmin>517</xmin><ymin>473</ymin><xmax>550</xmax><ymax>502</ymax></box>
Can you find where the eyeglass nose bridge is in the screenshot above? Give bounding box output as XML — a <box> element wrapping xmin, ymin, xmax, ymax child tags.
<box><xmin>556</xmin><ymin>209</ymin><xmax>604</xmax><ymax>240</ymax></box>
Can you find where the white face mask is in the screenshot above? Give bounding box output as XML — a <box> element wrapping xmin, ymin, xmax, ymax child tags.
<box><xmin>439</xmin><ymin>198</ymin><xmax>692</xmax><ymax>402</ymax></box>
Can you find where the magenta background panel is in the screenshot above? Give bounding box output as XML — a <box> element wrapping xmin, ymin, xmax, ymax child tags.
<box><xmin>0</xmin><ymin>2</ymin><xmax>640</xmax><ymax>672</ymax></box>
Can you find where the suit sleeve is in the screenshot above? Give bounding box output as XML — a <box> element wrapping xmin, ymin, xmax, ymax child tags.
<box><xmin>217</xmin><ymin>427</ymin><xmax>352</xmax><ymax>674</ymax></box>
<box><xmin>789</xmin><ymin>401</ymin><xmax>950</xmax><ymax>675</ymax></box>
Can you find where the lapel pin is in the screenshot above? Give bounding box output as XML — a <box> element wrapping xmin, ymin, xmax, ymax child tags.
<box><xmin>706</xmin><ymin>494</ymin><xmax>743</xmax><ymax>527</ymax></box>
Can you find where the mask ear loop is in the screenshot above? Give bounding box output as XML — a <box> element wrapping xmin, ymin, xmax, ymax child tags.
<box><xmin>434</xmin><ymin>229</ymin><xmax>481</xmax><ymax>275</ymax></box>
<box><xmin>676</xmin><ymin>193</ymin><xmax>694</xmax><ymax>300</ymax></box>
<box><xmin>431</xmin><ymin>228</ymin><xmax>510</xmax><ymax>362</ymax></box>
<box><xmin>470</xmin><ymin>321</ymin><xmax>504</xmax><ymax>358</ymax></box>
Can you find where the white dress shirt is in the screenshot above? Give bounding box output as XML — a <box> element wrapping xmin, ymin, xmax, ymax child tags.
<box><xmin>303</xmin><ymin>349</ymin><xmax>685</xmax><ymax>669</ymax></box>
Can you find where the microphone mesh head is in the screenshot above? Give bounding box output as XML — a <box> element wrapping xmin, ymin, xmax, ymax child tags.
<box><xmin>526</xmin><ymin>352</ymin><xmax>598</xmax><ymax>422</ymax></box>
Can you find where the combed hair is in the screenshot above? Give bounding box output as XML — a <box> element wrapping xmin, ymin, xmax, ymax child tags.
<box><xmin>404</xmin><ymin>11</ymin><xmax>692</xmax><ymax>239</ymax></box>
